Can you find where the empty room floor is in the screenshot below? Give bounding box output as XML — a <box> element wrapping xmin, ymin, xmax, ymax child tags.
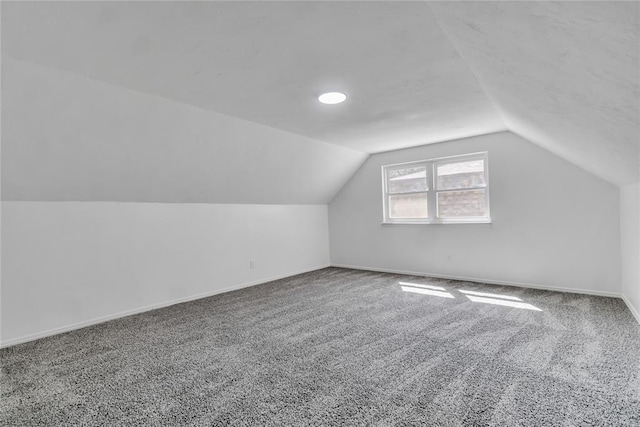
<box><xmin>1</xmin><ymin>268</ymin><xmax>639</xmax><ymax>426</ymax></box>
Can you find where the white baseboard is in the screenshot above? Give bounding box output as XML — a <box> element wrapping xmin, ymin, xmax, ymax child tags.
<box><xmin>4</xmin><ymin>263</ymin><xmax>634</xmax><ymax>348</ymax></box>
<box><xmin>622</xmin><ymin>295</ymin><xmax>640</xmax><ymax>325</ymax></box>
<box><xmin>331</xmin><ymin>263</ymin><xmax>623</xmax><ymax>298</ymax></box>
<box><xmin>0</xmin><ymin>264</ymin><xmax>330</xmax><ymax>348</ymax></box>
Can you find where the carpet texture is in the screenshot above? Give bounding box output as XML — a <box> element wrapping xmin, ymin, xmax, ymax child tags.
<box><xmin>1</xmin><ymin>267</ymin><xmax>639</xmax><ymax>426</ymax></box>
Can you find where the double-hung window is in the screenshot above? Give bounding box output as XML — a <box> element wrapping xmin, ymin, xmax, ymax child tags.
<box><xmin>382</xmin><ymin>152</ymin><xmax>490</xmax><ymax>224</ymax></box>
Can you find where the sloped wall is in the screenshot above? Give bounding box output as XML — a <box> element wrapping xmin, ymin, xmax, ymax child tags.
<box><xmin>329</xmin><ymin>132</ymin><xmax>622</xmax><ymax>295</ymax></box>
<box><xmin>1</xmin><ymin>57</ymin><xmax>367</xmax><ymax>204</ymax></box>
<box><xmin>430</xmin><ymin>1</ymin><xmax>639</xmax><ymax>186</ymax></box>
<box><xmin>0</xmin><ymin>58</ymin><xmax>359</xmax><ymax>346</ymax></box>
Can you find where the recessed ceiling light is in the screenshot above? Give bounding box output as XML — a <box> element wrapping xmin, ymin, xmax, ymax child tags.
<box><xmin>318</xmin><ymin>92</ymin><xmax>347</xmax><ymax>105</ymax></box>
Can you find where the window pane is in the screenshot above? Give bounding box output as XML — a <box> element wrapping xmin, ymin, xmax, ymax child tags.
<box><xmin>387</xmin><ymin>166</ymin><xmax>427</xmax><ymax>193</ymax></box>
<box><xmin>436</xmin><ymin>160</ymin><xmax>485</xmax><ymax>190</ymax></box>
<box><xmin>437</xmin><ymin>189</ymin><xmax>486</xmax><ymax>218</ymax></box>
<box><xmin>389</xmin><ymin>193</ymin><xmax>428</xmax><ymax>219</ymax></box>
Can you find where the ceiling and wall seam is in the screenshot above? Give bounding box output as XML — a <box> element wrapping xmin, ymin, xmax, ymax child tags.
<box><xmin>3</xmin><ymin>1</ymin><xmax>637</xmax><ymax>197</ymax></box>
<box><xmin>428</xmin><ymin>1</ymin><xmax>639</xmax><ymax>187</ymax></box>
<box><xmin>428</xmin><ymin>2</ymin><xmax>637</xmax><ymax>188</ymax></box>
<box><xmin>2</xmin><ymin>55</ymin><xmax>368</xmax><ymax>159</ymax></box>
<box><xmin>1</xmin><ymin>1</ymin><xmax>506</xmax><ymax>155</ymax></box>
<box><xmin>425</xmin><ymin>1</ymin><xmax>509</xmax><ymax>133</ymax></box>
<box><xmin>2</xmin><ymin>56</ymin><xmax>368</xmax><ymax>204</ymax></box>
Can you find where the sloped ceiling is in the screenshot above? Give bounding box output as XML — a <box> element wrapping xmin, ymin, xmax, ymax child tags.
<box><xmin>429</xmin><ymin>1</ymin><xmax>639</xmax><ymax>186</ymax></box>
<box><xmin>1</xmin><ymin>0</ymin><xmax>638</xmax><ymax>204</ymax></box>
<box><xmin>1</xmin><ymin>1</ymin><xmax>504</xmax><ymax>153</ymax></box>
<box><xmin>2</xmin><ymin>57</ymin><xmax>367</xmax><ymax>204</ymax></box>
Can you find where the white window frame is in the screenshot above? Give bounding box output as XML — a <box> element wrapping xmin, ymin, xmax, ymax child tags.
<box><xmin>382</xmin><ymin>152</ymin><xmax>491</xmax><ymax>225</ymax></box>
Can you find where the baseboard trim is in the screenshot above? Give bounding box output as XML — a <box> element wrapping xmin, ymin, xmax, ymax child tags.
<box><xmin>622</xmin><ymin>295</ymin><xmax>640</xmax><ymax>325</ymax></box>
<box><xmin>0</xmin><ymin>264</ymin><xmax>330</xmax><ymax>348</ymax></box>
<box><xmin>331</xmin><ymin>263</ymin><xmax>622</xmax><ymax>298</ymax></box>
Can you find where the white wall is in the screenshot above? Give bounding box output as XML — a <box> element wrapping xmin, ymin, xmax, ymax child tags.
<box><xmin>2</xmin><ymin>57</ymin><xmax>367</xmax><ymax>204</ymax></box>
<box><xmin>329</xmin><ymin>132</ymin><xmax>622</xmax><ymax>295</ymax></box>
<box><xmin>1</xmin><ymin>202</ymin><xmax>330</xmax><ymax>346</ymax></box>
<box><xmin>621</xmin><ymin>183</ymin><xmax>640</xmax><ymax>322</ymax></box>
<box><xmin>0</xmin><ymin>55</ymin><xmax>349</xmax><ymax>347</ymax></box>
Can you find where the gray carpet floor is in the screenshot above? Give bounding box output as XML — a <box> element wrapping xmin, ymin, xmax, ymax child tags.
<box><xmin>1</xmin><ymin>267</ymin><xmax>639</xmax><ymax>426</ymax></box>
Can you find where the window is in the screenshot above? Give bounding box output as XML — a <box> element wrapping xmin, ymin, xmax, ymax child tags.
<box><xmin>382</xmin><ymin>152</ymin><xmax>490</xmax><ymax>224</ymax></box>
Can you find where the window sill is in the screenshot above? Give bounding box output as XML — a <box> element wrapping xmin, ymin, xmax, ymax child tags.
<box><xmin>381</xmin><ymin>219</ymin><xmax>492</xmax><ymax>225</ymax></box>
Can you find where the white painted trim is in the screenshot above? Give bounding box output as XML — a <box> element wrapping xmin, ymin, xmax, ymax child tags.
<box><xmin>331</xmin><ymin>263</ymin><xmax>622</xmax><ymax>298</ymax></box>
<box><xmin>0</xmin><ymin>264</ymin><xmax>330</xmax><ymax>348</ymax></box>
<box><xmin>622</xmin><ymin>295</ymin><xmax>640</xmax><ymax>325</ymax></box>
<box><xmin>381</xmin><ymin>152</ymin><xmax>491</xmax><ymax>225</ymax></box>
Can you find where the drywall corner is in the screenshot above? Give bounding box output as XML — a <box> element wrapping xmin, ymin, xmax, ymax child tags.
<box><xmin>620</xmin><ymin>182</ymin><xmax>640</xmax><ymax>324</ymax></box>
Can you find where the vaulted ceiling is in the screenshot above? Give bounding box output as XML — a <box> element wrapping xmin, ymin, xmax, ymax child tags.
<box><xmin>430</xmin><ymin>1</ymin><xmax>639</xmax><ymax>186</ymax></box>
<box><xmin>2</xmin><ymin>1</ymin><xmax>638</xmax><ymax>203</ymax></box>
<box><xmin>1</xmin><ymin>1</ymin><xmax>505</xmax><ymax>153</ymax></box>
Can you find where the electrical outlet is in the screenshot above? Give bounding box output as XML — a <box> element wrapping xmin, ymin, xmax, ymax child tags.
<box><xmin>250</xmin><ymin>260</ymin><xmax>255</xmax><ymax>269</ymax></box>
<box><xmin>447</xmin><ymin>255</ymin><xmax>452</xmax><ymax>261</ymax></box>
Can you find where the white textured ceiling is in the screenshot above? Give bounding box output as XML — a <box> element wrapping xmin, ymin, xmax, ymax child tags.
<box><xmin>1</xmin><ymin>1</ymin><xmax>505</xmax><ymax>154</ymax></box>
<box><xmin>1</xmin><ymin>1</ymin><xmax>638</xmax><ymax>191</ymax></box>
<box><xmin>430</xmin><ymin>1</ymin><xmax>639</xmax><ymax>185</ymax></box>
